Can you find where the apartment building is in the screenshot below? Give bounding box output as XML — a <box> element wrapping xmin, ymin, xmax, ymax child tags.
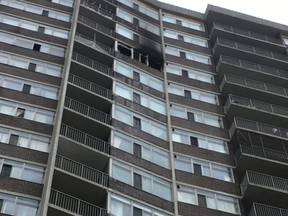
<box><xmin>0</xmin><ymin>0</ymin><xmax>287</xmax><ymax>215</ymax></box>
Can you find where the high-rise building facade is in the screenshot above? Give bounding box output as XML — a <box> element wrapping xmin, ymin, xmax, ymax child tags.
<box><xmin>0</xmin><ymin>0</ymin><xmax>287</xmax><ymax>215</ymax></box>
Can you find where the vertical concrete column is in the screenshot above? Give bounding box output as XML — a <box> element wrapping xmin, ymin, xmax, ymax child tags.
<box><xmin>38</xmin><ymin>0</ymin><xmax>80</xmax><ymax>215</ymax></box>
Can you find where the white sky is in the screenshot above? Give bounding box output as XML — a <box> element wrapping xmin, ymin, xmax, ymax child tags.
<box><xmin>158</xmin><ymin>0</ymin><xmax>288</xmax><ymax>26</ymax></box>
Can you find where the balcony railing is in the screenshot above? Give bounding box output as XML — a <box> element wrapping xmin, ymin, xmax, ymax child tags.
<box><xmin>216</xmin><ymin>38</ymin><xmax>288</xmax><ymax>62</ymax></box>
<box><xmin>235</xmin><ymin>144</ymin><xmax>288</xmax><ymax>164</ymax></box>
<box><xmin>68</xmin><ymin>73</ymin><xmax>113</xmax><ymax>100</ymax></box>
<box><xmin>249</xmin><ymin>203</ymin><xmax>288</xmax><ymax>216</ymax></box>
<box><xmin>64</xmin><ymin>97</ymin><xmax>112</xmax><ymax>125</ymax></box>
<box><xmin>219</xmin><ymin>56</ymin><xmax>288</xmax><ymax>80</ymax></box>
<box><xmin>230</xmin><ymin>118</ymin><xmax>288</xmax><ymax>141</ymax></box>
<box><xmin>80</xmin><ymin>0</ymin><xmax>116</xmax><ymax>20</ymax></box>
<box><xmin>213</xmin><ymin>23</ymin><xmax>284</xmax><ymax>45</ymax></box>
<box><xmin>224</xmin><ymin>95</ymin><xmax>288</xmax><ymax>117</ymax></box>
<box><xmin>60</xmin><ymin>124</ymin><xmax>110</xmax><ymax>154</ymax></box>
<box><xmin>220</xmin><ymin>74</ymin><xmax>288</xmax><ymax>97</ymax></box>
<box><xmin>55</xmin><ymin>155</ymin><xmax>109</xmax><ymax>187</ymax></box>
<box><xmin>72</xmin><ymin>52</ymin><xmax>114</xmax><ymax>76</ymax></box>
<box><xmin>75</xmin><ymin>33</ymin><xmax>116</xmax><ymax>57</ymax></box>
<box><xmin>242</xmin><ymin>170</ymin><xmax>288</xmax><ymax>193</ymax></box>
<box><xmin>78</xmin><ymin>15</ymin><xmax>115</xmax><ymax>37</ymax></box>
<box><xmin>49</xmin><ymin>189</ymin><xmax>107</xmax><ymax>216</ymax></box>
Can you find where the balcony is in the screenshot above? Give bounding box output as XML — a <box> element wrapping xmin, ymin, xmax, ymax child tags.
<box><xmin>78</xmin><ymin>15</ymin><xmax>115</xmax><ymax>38</ymax></box>
<box><xmin>80</xmin><ymin>0</ymin><xmax>116</xmax><ymax>20</ymax></box>
<box><xmin>59</xmin><ymin>124</ymin><xmax>110</xmax><ymax>154</ymax></box>
<box><xmin>216</xmin><ymin>56</ymin><xmax>288</xmax><ymax>87</ymax></box>
<box><xmin>68</xmin><ymin>73</ymin><xmax>113</xmax><ymax>100</ymax></box>
<box><xmin>64</xmin><ymin>97</ymin><xmax>112</xmax><ymax>125</ymax></box>
<box><xmin>220</xmin><ymin>74</ymin><xmax>288</xmax><ymax>107</ymax></box>
<box><xmin>230</xmin><ymin>118</ymin><xmax>288</xmax><ymax>141</ymax></box>
<box><xmin>72</xmin><ymin>50</ymin><xmax>114</xmax><ymax>74</ymax></box>
<box><xmin>224</xmin><ymin>95</ymin><xmax>288</xmax><ymax>127</ymax></box>
<box><xmin>210</xmin><ymin>23</ymin><xmax>285</xmax><ymax>53</ymax></box>
<box><xmin>248</xmin><ymin>203</ymin><xmax>288</xmax><ymax>216</ymax></box>
<box><xmin>55</xmin><ymin>155</ymin><xmax>109</xmax><ymax>187</ymax></box>
<box><xmin>213</xmin><ymin>38</ymin><xmax>288</xmax><ymax>70</ymax></box>
<box><xmin>242</xmin><ymin>171</ymin><xmax>288</xmax><ymax>209</ymax></box>
<box><xmin>49</xmin><ymin>189</ymin><xmax>107</xmax><ymax>216</ymax></box>
<box><xmin>235</xmin><ymin>143</ymin><xmax>288</xmax><ymax>180</ymax></box>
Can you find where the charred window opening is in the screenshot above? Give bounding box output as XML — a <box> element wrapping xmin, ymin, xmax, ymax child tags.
<box><xmin>117</xmin><ymin>42</ymin><xmax>163</xmax><ymax>71</ymax></box>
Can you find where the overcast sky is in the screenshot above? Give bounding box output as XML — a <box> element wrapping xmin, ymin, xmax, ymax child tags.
<box><xmin>158</xmin><ymin>0</ymin><xmax>288</xmax><ymax>26</ymax></box>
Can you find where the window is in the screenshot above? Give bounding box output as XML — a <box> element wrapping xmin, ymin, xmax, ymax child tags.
<box><xmin>133</xmin><ymin>173</ymin><xmax>142</xmax><ymax>189</ymax></box>
<box><xmin>133</xmin><ymin>18</ymin><xmax>139</xmax><ymax>25</ymax></box>
<box><xmin>133</xmin><ymin>143</ymin><xmax>141</xmax><ymax>157</ymax></box>
<box><xmin>133</xmin><ymin>117</ymin><xmax>141</xmax><ymax>129</ymax></box>
<box><xmin>176</xmin><ymin>20</ymin><xmax>182</xmax><ymax>26</ymax></box>
<box><xmin>42</xmin><ymin>10</ymin><xmax>49</xmax><ymax>16</ymax></box>
<box><xmin>180</xmin><ymin>51</ymin><xmax>186</xmax><ymax>58</ymax></box>
<box><xmin>133</xmin><ymin>71</ymin><xmax>140</xmax><ymax>81</ymax></box>
<box><xmin>22</xmin><ymin>84</ymin><xmax>31</xmax><ymax>93</ymax></box>
<box><xmin>0</xmin><ymin>164</ymin><xmax>12</xmax><ymax>177</ymax></box>
<box><xmin>8</xmin><ymin>134</ymin><xmax>19</xmax><ymax>145</ymax></box>
<box><xmin>28</xmin><ymin>63</ymin><xmax>36</xmax><ymax>71</ymax></box>
<box><xmin>198</xmin><ymin>194</ymin><xmax>207</xmax><ymax>207</ymax></box>
<box><xmin>33</xmin><ymin>44</ymin><xmax>41</xmax><ymax>51</ymax></box>
<box><xmin>187</xmin><ymin>112</ymin><xmax>194</xmax><ymax>121</ymax></box>
<box><xmin>190</xmin><ymin>136</ymin><xmax>198</xmax><ymax>146</ymax></box>
<box><xmin>178</xmin><ymin>35</ymin><xmax>184</xmax><ymax>41</ymax></box>
<box><xmin>184</xmin><ymin>90</ymin><xmax>191</xmax><ymax>98</ymax></box>
<box><xmin>38</xmin><ymin>26</ymin><xmax>45</xmax><ymax>33</ymax></box>
<box><xmin>182</xmin><ymin>69</ymin><xmax>188</xmax><ymax>77</ymax></box>
<box><xmin>193</xmin><ymin>164</ymin><xmax>202</xmax><ymax>175</ymax></box>
<box><xmin>133</xmin><ymin>92</ymin><xmax>141</xmax><ymax>104</ymax></box>
<box><xmin>16</xmin><ymin>108</ymin><xmax>25</xmax><ymax>118</ymax></box>
<box><xmin>133</xmin><ymin>3</ymin><xmax>139</xmax><ymax>10</ymax></box>
<box><xmin>133</xmin><ymin>207</ymin><xmax>142</xmax><ymax>216</ymax></box>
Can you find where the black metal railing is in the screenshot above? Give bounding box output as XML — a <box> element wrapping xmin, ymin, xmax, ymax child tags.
<box><xmin>60</xmin><ymin>124</ymin><xmax>110</xmax><ymax>154</ymax></box>
<box><xmin>64</xmin><ymin>97</ymin><xmax>112</xmax><ymax>125</ymax></box>
<box><xmin>49</xmin><ymin>189</ymin><xmax>107</xmax><ymax>216</ymax></box>
<box><xmin>55</xmin><ymin>155</ymin><xmax>109</xmax><ymax>186</ymax></box>
<box><xmin>68</xmin><ymin>73</ymin><xmax>113</xmax><ymax>99</ymax></box>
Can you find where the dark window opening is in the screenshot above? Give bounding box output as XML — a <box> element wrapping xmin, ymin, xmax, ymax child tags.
<box><xmin>176</xmin><ymin>20</ymin><xmax>182</xmax><ymax>26</ymax></box>
<box><xmin>184</xmin><ymin>90</ymin><xmax>191</xmax><ymax>98</ymax></box>
<box><xmin>178</xmin><ymin>35</ymin><xmax>184</xmax><ymax>41</ymax></box>
<box><xmin>133</xmin><ymin>143</ymin><xmax>142</xmax><ymax>157</ymax></box>
<box><xmin>8</xmin><ymin>134</ymin><xmax>19</xmax><ymax>145</ymax></box>
<box><xmin>133</xmin><ymin>71</ymin><xmax>140</xmax><ymax>81</ymax></box>
<box><xmin>148</xmin><ymin>57</ymin><xmax>163</xmax><ymax>71</ymax></box>
<box><xmin>182</xmin><ymin>69</ymin><xmax>188</xmax><ymax>77</ymax></box>
<box><xmin>0</xmin><ymin>164</ymin><xmax>12</xmax><ymax>177</ymax></box>
<box><xmin>38</xmin><ymin>26</ymin><xmax>45</xmax><ymax>33</ymax></box>
<box><xmin>198</xmin><ymin>194</ymin><xmax>207</xmax><ymax>207</ymax></box>
<box><xmin>180</xmin><ymin>51</ymin><xmax>186</xmax><ymax>58</ymax></box>
<box><xmin>133</xmin><ymin>92</ymin><xmax>141</xmax><ymax>104</ymax></box>
<box><xmin>133</xmin><ymin>207</ymin><xmax>142</xmax><ymax>216</ymax></box>
<box><xmin>33</xmin><ymin>44</ymin><xmax>41</xmax><ymax>51</ymax></box>
<box><xmin>22</xmin><ymin>84</ymin><xmax>31</xmax><ymax>93</ymax></box>
<box><xmin>133</xmin><ymin>117</ymin><xmax>141</xmax><ymax>129</ymax></box>
<box><xmin>190</xmin><ymin>136</ymin><xmax>198</xmax><ymax>147</ymax></box>
<box><xmin>0</xmin><ymin>199</ymin><xmax>3</xmax><ymax>212</ymax></box>
<box><xmin>133</xmin><ymin>3</ymin><xmax>139</xmax><ymax>10</ymax></box>
<box><xmin>42</xmin><ymin>10</ymin><xmax>49</xmax><ymax>16</ymax></box>
<box><xmin>118</xmin><ymin>44</ymin><xmax>131</xmax><ymax>57</ymax></box>
<box><xmin>187</xmin><ymin>112</ymin><xmax>194</xmax><ymax>121</ymax></box>
<box><xmin>133</xmin><ymin>173</ymin><xmax>142</xmax><ymax>189</ymax></box>
<box><xmin>16</xmin><ymin>108</ymin><xmax>25</xmax><ymax>118</ymax></box>
<box><xmin>193</xmin><ymin>164</ymin><xmax>202</xmax><ymax>175</ymax></box>
<box><xmin>28</xmin><ymin>63</ymin><xmax>37</xmax><ymax>71</ymax></box>
<box><xmin>133</xmin><ymin>18</ymin><xmax>139</xmax><ymax>26</ymax></box>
